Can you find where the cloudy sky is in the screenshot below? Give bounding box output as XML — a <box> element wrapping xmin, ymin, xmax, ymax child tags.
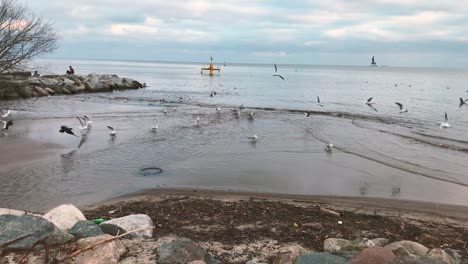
<box><xmin>26</xmin><ymin>0</ymin><xmax>468</xmax><ymax>67</ymax></box>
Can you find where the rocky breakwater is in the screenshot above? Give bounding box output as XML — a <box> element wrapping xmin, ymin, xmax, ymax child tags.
<box><xmin>0</xmin><ymin>73</ymin><xmax>143</xmax><ymax>99</ymax></box>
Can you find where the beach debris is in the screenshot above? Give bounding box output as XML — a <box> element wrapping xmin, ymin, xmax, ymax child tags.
<box><xmin>320</xmin><ymin>207</ymin><xmax>340</xmax><ymax>217</ymax></box>
<box><xmin>338</xmin><ymin>221</ymin><xmax>343</xmax><ymax>225</ymax></box>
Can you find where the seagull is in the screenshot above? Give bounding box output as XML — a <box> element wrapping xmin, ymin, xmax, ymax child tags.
<box><xmin>395</xmin><ymin>102</ymin><xmax>408</xmax><ymax>113</ymax></box>
<box><xmin>317</xmin><ymin>96</ymin><xmax>323</xmax><ymax>107</ymax></box>
<box><xmin>77</xmin><ymin>134</ymin><xmax>88</xmax><ymax>149</ymax></box>
<box><xmin>234</xmin><ymin>109</ymin><xmax>241</xmax><ymax>118</ymax></box>
<box><xmin>151</xmin><ymin>125</ymin><xmax>158</xmax><ymax>132</ymax></box>
<box><xmin>195</xmin><ymin>116</ymin><xmax>201</xmax><ymax>127</ymax></box>
<box><xmin>163</xmin><ymin>109</ymin><xmax>168</xmax><ymax>115</ymax></box>
<box><xmin>83</xmin><ymin>115</ymin><xmax>93</xmax><ymax>127</ymax></box>
<box><xmin>0</xmin><ymin>110</ymin><xmax>11</xmax><ymax>119</ymax></box>
<box><xmin>272</xmin><ymin>64</ymin><xmax>285</xmax><ymax>80</ymax></box>
<box><xmin>248</xmin><ymin>134</ymin><xmax>258</xmax><ymax>143</ymax></box>
<box><xmin>365</xmin><ymin>97</ymin><xmax>375</xmax><ymax>105</ymax></box>
<box><xmin>216</xmin><ymin>106</ymin><xmax>221</xmax><ymax>112</ymax></box>
<box><xmin>172</xmin><ymin>107</ymin><xmax>177</xmax><ymax>112</ymax></box>
<box><xmin>304</xmin><ymin>112</ymin><xmax>311</xmax><ymax>118</ymax></box>
<box><xmin>107</xmin><ymin>125</ymin><xmax>117</xmax><ymax>136</ymax></box>
<box><xmin>210</xmin><ymin>92</ymin><xmax>213</xmax><ymax>98</ymax></box>
<box><xmin>324</xmin><ymin>143</ymin><xmax>333</xmax><ymax>152</ymax></box>
<box><xmin>77</xmin><ymin>117</ymin><xmax>90</xmax><ymax>130</ymax></box>
<box><xmin>1</xmin><ymin>120</ymin><xmax>13</xmax><ymax>131</ymax></box>
<box><xmin>459</xmin><ymin>98</ymin><xmax>467</xmax><ymax>107</ymax></box>
<box><xmin>440</xmin><ymin>112</ymin><xmax>450</xmax><ymax>128</ymax></box>
<box><xmin>59</xmin><ymin>125</ymin><xmax>77</xmax><ymax>136</ymax></box>
<box><xmin>248</xmin><ymin>112</ymin><xmax>255</xmax><ymax>120</ymax></box>
<box><xmin>239</xmin><ymin>104</ymin><xmax>245</xmax><ymax>110</ymax></box>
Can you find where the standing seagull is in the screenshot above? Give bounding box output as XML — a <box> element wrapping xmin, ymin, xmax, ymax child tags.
<box><xmin>248</xmin><ymin>134</ymin><xmax>258</xmax><ymax>143</ymax></box>
<box><xmin>151</xmin><ymin>125</ymin><xmax>158</xmax><ymax>132</ymax></box>
<box><xmin>195</xmin><ymin>116</ymin><xmax>201</xmax><ymax>127</ymax></box>
<box><xmin>248</xmin><ymin>112</ymin><xmax>255</xmax><ymax>120</ymax></box>
<box><xmin>0</xmin><ymin>110</ymin><xmax>11</xmax><ymax>119</ymax></box>
<box><xmin>273</xmin><ymin>64</ymin><xmax>285</xmax><ymax>80</ymax></box>
<box><xmin>216</xmin><ymin>106</ymin><xmax>221</xmax><ymax>112</ymax></box>
<box><xmin>107</xmin><ymin>125</ymin><xmax>117</xmax><ymax>136</ymax></box>
<box><xmin>59</xmin><ymin>125</ymin><xmax>77</xmax><ymax>136</ymax></box>
<box><xmin>324</xmin><ymin>143</ymin><xmax>333</xmax><ymax>152</ymax></box>
<box><xmin>459</xmin><ymin>98</ymin><xmax>467</xmax><ymax>107</ymax></box>
<box><xmin>304</xmin><ymin>112</ymin><xmax>311</xmax><ymax>118</ymax></box>
<box><xmin>440</xmin><ymin>112</ymin><xmax>451</xmax><ymax>128</ymax></box>
<box><xmin>395</xmin><ymin>102</ymin><xmax>408</xmax><ymax>113</ymax></box>
<box><xmin>317</xmin><ymin>96</ymin><xmax>323</xmax><ymax>107</ymax></box>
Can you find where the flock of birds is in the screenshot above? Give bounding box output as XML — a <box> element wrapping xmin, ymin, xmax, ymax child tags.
<box><xmin>2</xmin><ymin>64</ymin><xmax>467</xmax><ymax>152</ymax></box>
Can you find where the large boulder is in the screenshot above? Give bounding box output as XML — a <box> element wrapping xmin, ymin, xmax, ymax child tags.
<box><xmin>157</xmin><ymin>238</ymin><xmax>206</xmax><ymax>264</ymax></box>
<box><xmin>427</xmin><ymin>249</ymin><xmax>457</xmax><ymax>264</ymax></box>
<box><xmin>350</xmin><ymin>246</ymin><xmax>396</xmax><ymax>264</ymax></box>
<box><xmin>294</xmin><ymin>253</ymin><xmax>347</xmax><ymax>264</ymax></box>
<box><xmin>385</xmin><ymin>241</ymin><xmax>429</xmax><ymax>257</ymax></box>
<box><xmin>16</xmin><ymin>86</ymin><xmax>33</xmax><ymax>98</ymax></box>
<box><xmin>274</xmin><ymin>243</ymin><xmax>310</xmax><ymax>264</ymax></box>
<box><xmin>100</xmin><ymin>214</ymin><xmax>153</xmax><ymax>239</ymax></box>
<box><xmin>62</xmin><ymin>87</ymin><xmax>72</xmax><ymax>94</ymax></box>
<box><xmin>44</xmin><ymin>87</ymin><xmax>55</xmax><ymax>95</ymax></box>
<box><xmin>40</xmin><ymin>78</ymin><xmax>60</xmax><ymax>87</ymax></box>
<box><xmin>62</xmin><ymin>77</ymin><xmax>75</xmax><ymax>86</ymax></box>
<box><xmin>44</xmin><ymin>227</ymin><xmax>74</xmax><ymax>246</ymax></box>
<box><xmin>73</xmin><ymin>234</ymin><xmax>126</xmax><ymax>264</ymax></box>
<box><xmin>34</xmin><ymin>86</ymin><xmax>49</xmax><ymax>96</ymax></box>
<box><xmin>0</xmin><ymin>214</ymin><xmax>54</xmax><ymax>250</ymax></box>
<box><xmin>70</xmin><ymin>220</ymin><xmax>104</xmax><ymax>238</ymax></box>
<box><xmin>42</xmin><ymin>204</ymin><xmax>86</xmax><ymax>231</ymax></box>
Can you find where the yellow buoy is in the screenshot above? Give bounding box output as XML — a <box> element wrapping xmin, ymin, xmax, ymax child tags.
<box><xmin>201</xmin><ymin>57</ymin><xmax>220</xmax><ymax>76</ymax></box>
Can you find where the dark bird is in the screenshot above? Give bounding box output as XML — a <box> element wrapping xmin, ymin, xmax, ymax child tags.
<box><xmin>317</xmin><ymin>96</ymin><xmax>323</xmax><ymax>107</ymax></box>
<box><xmin>459</xmin><ymin>98</ymin><xmax>467</xmax><ymax>107</ymax></box>
<box><xmin>1</xmin><ymin>120</ymin><xmax>13</xmax><ymax>130</ymax></box>
<box><xmin>273</xmin><ymin>64</ymin><xmax>285</xmax><ymax>80</ymax></box>
<box><xmin>304</xmin><ymin>112</ymin><xmax>311</xmax><ymax>118</ymax></box>
<box><xmin>59</xmin><ymin>125</ymin><xmax>77</xmax><ymax>136</ymax></box>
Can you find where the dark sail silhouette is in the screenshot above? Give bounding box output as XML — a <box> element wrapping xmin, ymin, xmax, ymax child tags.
<box><xmin>371</xmin><ymin>56</ymin><xmax>377</xmax><ymax>66</ymax></box>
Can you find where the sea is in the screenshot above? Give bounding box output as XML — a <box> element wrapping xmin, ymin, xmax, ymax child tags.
<box><xmin>1</xmin><ymin>58</ymin><xmax>467</xmax><ymax>211</ymax></box>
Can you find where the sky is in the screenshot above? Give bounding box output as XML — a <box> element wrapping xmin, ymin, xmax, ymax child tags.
<box><xmin>25</xmin><ymin>0</ymin><xmax>468</xmax><ymax>67</ymax></box>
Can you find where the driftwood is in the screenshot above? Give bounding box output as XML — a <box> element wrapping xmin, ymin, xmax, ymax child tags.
<box><xmin>56</xmin><ymin>226</ymin><xmax>155</xmax><ymax>263</ymax></box>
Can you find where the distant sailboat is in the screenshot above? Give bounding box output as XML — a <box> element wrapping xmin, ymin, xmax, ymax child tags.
<box><xmin>370</xmin><ymin>56</ymin><xmax>378</xmax><ymax>67</ymax></box>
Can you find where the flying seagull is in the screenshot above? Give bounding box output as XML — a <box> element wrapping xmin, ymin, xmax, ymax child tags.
<box><xmin>83</xmin><ymin>115</ymin><xmax>93</xmax><ymax>126</ymax></box>
<box><xmin>248</xmin><ymin>134</ymin><xmax>258</xmax><ymax>143</ymax></box>
<box><xmin>365</xmin><ymin>97</ymin><xmax>375</xmax><ymax>105</ymax></box>
<box><xmin>77</xmin><ymin>134</ymin><xmax>88</xmax><ymax>149</ymax></box>
<box><xmin>304</xmin><ymin>112</ymin><xmax>311</xmax><ymax>118</ymax></box>
<box><xmin>459</xmin><ymin>98</ymin><xmax>467</xmax><ymax>107</ymax></box>
<box><xmin>395</xmin><ymin>102</ymin><xmax>408</xmax><ymax>113</ymax></box>
<box><xmin>1</xmin><ymin>120</ymin><xmax>13</xmax><ymax>131</ymax></box>
<box><xmin>317</xmin><ymin>96</ymin><xmax>323</xmax><ymax>107</ymax></box>
<box><xmin>59</xmin><ymin>125</ymin><xmax>77</xmax><ymax>136</ymax></box>
<box><xmin>273</xmin><ymin>64</ymin><xmax>285</xmax><ymax>80</ymax></box>
<box><xmin>324</xmin><ymin>143</ymin><xmax>333</xmax><ymax>152</ymax></box>
<box><xmin>0</xmin><ymin>110</ymin><xmax>11</xmax><ymax>119</ymax></box>
<box><xmin>107</xmin><ymin>125</ymin><xmax>117</xmax><ymax>136</ymax></box>
<box><xmin>440</xmin><ymin>112</ymin><xmax>450</xmax><ymax>128</ymax></box>
<box><xmin>77</xmin><ymin>117</ymin><xmax>90</xmax><ymax>130</ymax></box>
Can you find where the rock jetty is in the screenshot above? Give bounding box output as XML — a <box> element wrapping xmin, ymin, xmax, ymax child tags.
<box><xmin>0</xmin><ymin>72</ymin><xmax>143</xmax><ymax>99</ymax></box>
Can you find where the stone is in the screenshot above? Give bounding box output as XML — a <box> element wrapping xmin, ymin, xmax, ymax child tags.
<box><xmin>40</xmin><ymin>78</ymin><xmax>60</xmax><ymax>87</ymax></box>
<box><xmin>34</xmin><ymin>86</ymin><xmax>49</xmax><ymax>96</ymax></box>
<box><xmin>389</xmin><ymin>256</ymin><xmax>446</xmax><ymax>264</ymax></box>
<box><xmin>419</xmin><ymin>233</ymin><xmax>438</xmax><ymax>245</ymax></box>
<box><xmin>62</xmin><ymin>78</ymin><xmax>75</xmax><ymax>85</ymax></box>
<box><xmin>42</xmin><ymin>204</ymin><xmax>86</xmax><ymax>231</ymax></box>
<box><xmin>204</xmin><ymin>254</ymin><xmax>221</xmax><ymax>264</ymax></box>
<box><xmin>443</xmin><ymin>249</ymin><xmax>461</xmax><ymax>264</ymax></box>
<box><xmin>157</xmin><ymin>238</ymin><xmax>206</xmax><ymax>264</ymax></box>
<box><xmin>17</xmin><ymin>86</ymin><xmax>33</xmax><ymax>98</ymax></box>
<box><xmin>295</xmin><ymin>253</ymin><xmax>347</xmax><ymax>264</ymax></box>
<box><xmin>385</xmin><ymin>241</ymin><xmax>429</xmax><ymax>257</ymax></box>
<box><xmin>350</xmin><ymin>246</ymin><xmax>396</xmax><ymax>264</ymax></box>
<box><xmin>74</xmin><ymin>84</ymin><xmax>86</xmax><ymax>93</ymax></box>
<box><xmin>44</xmin><ymin>87</ymin><xmax>55</xmax><ymax>95</ymax></box>
<box><xmin>25</xmin><ymin>78</ymin><xmax>42</xmax><ymax>85</ymax></box>
<box><xmin>324</xmin><ymin>238</ymin><xmax>375</xmax><ymax>253</ymax></box>
<box><xmin>274</xmin><ymin>243</ymin><xmax>310</xmax><ymax>264</ymax></box>
<box><xmin>100</xmin><ymin>214</ymin><xmax>153</xmax><ymax>239</ymax></box>
<box><xmin>44</xmin><ymin>227</ymin><xmax>74</xmax><ymax>246</ymax></box>
<box><xmin>188</xmin><ymin>261</ymin><xmax>207</xmax><ymax>264</ymax></box>
<box><xmin>70</xmin><ymin>220</ymin><xmax>104</xmax><ymax>238</ymax></box>
<box><xmin>0</xmin><ymin>214</ymin><xmax>54</xmax><ymax>250</ymax></box>
<box><xmin>0</xmin><ymin>208</ymin><xmax>40</xmax><ymax>217</ymax></box>
<box><xmin>62</xmin><ymin>87</ymin><xmax>72</xmax><ymax>94</ymax></box>
<box><xmin>73</xmin><ymin>234</ymin><xmax>126</xmax><ymax>264</ymax></box>
<box><xmin>63</xmin><ymin>83</ymin><xmax>77</xmax><ymax>93</ymax></box>
<box><xmin>334</xmin><ymin>251</ymin><xmax>361</xmax><ymax>260</ymax></box>
<box><xmin>372</xmin><ymin>238</ymin><xmax>390</xmax><ymax>247</ymax></box>
<box><xmin>428</xmin><ymin>248</ymin><xmax>457</xmax><ymax>264</ymax></box>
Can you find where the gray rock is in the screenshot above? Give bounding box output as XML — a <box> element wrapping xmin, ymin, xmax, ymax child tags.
<box><xmin>44</xmin><ymin>87</ymin><xmax>55</xmax><ymax>95</ymax></box>
<box><xmin>62</xmin><ymin>87</ymin><xmax>72</xmax><ymax>94</ymax></box>
<box><xmin>157</xmin><ymin>238</ymin><xmax>206</xmax><ymax>264</ymax></box>
<box><xmin>389</xmin><ymin>256</ymin><xmax>446</xmax><ymax>264</ymax></box>
<box><xmin>324</xmin><ymin>238</ymin><xmax>375</xmax><ymax>253</ymax></box>
<box><xmin>274</xmin><ymin>243</ymin><xmax>310</xmax><ymax>264</ymax></box>
<box><xmin>73</xmin><ymin>234</ymin><xmax>126</xmax><ymax>264</ymax></box>
<box><xmin>70</xmin><ymin>220</ymin><xmax>104</xmax><ymax>238</ymax></box>
<box><xmin>34</xmin><ymin>86</ymin><xmax>49</xmax><ymax>96</ymax></box>
<box><xmin>62</xmin><ymin>78</ymin><xmax>75</xmax><ymax>86</ymax></box>
<box><xmin>42</xmin><ymin>204</ymin><xmax>86</xmax><ymax>231</ymax></box>
<box><xmin>334</xmin><ymin>251</ymin><xmax>361</xmax><ymax>260</ymax></box>
<box><xmin>372</xmin><ymin>238</ymin><xmax>390</xmax><ymax>247</ymax></box>
<box><xmin>385</xmin><ymin>241</ymin><xmax>429</xmax><ymax>257</ymax></box>
<box><xmin>17</xmin><ymin>86</ymin><xmax>33</xmax><ymax>98</ymax></box>
<box><xmin>0</xmin><ymin>208</ymin><xmax>41</xmax><ymax>217</ymax></box>
<box><xmin>204</xmin><ymin>254</ymin><xmax>221</xmax><ymax>264</ymax></box>
<box><xmin>44</xmin><ymin>227</ymin><xmax>74</xmax><ymax>246</ymax></box>
<box><xmin>0</xmin><ymin>214</ymin><xmax>54</xmax><ymax>250</ymax></box>
<box><xmin>40</xmin><ymin>78</ymin><xmax>60</xmax><ymax>87</ymax></box>
<box><xmin>295</xmin><ymin>253</ymin><xmax>347</xmax><ymax>264</ymax></box>
<box><xmin>443</xmin><ymin>249</ymin><xmax>461</xmax><ymax>264</ymax></box>
<box><xmin>100</xmin><ymin>214</ymin><xmax>153</xmax><ymax>239</ymax></box>
<box><xmin>428</xmin><ymin>248</ymin><xmax>457</xmax><ymax>264</ymax></box>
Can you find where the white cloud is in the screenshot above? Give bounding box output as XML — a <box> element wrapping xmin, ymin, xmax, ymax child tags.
<box><xmin>250</xmin><ymin>51</ymin><xmax>287</xmax><ymax>57</ymax></box>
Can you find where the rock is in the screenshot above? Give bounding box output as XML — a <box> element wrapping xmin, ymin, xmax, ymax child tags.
<box><xmin>62</xmin><ymin>77</ymin><xmax>75</xmax><ymax>86</ymax></box>
<box><xmin>74</xmin><ymin>84</ymin><xmax>86</xmax><ymax>93</ymax></box>
<box><xmin>73</xmin><ymin>234</ymin><xmax>126</xmax><ymax>264</ymax></box>
<box><xmin>70</xmin><ymin>220</ymin><xmax>104</xmax><ymax>238</ymax></box>
<box><xmin>62</xmin><ymin>87</ymin><xmax>72</xmax><ymax>94</ymax></box>
<box><xmin>427</xmin><ymin>249</ymin><xmax>457</xmax><ymax>264</ymax></box>
<box><xmin>274</xmin><ymin>243</ymin><xmax>310</xmax><ymax>264</ymax></box>
<box><xmin>44</xmin><ymin>227</ymin><xmax>74</xmax><ymax>246</ymax></box>
<box><xmin>17</xmin><ymin>86</ymin><xmax>33</xmax><ymax>98</ymax></box>
<box><xmin>389</xmin><ymin>256</ymin><xmax>446</xmax><ymax>264</ymax></box>
<box><xmin>350</xmin><ymin>246</ymin><xmax>396</xmax><ymax>264</ymax></box>
<box><xmin>0</xmin><ymin>214</ymin><xmax>54</xmax><ymax>250</ymax></box>
<box><xmin>334</xmin><ymin>251</ymin><xmax>361</xmax><ymax>260</ymax></box>
<box><xmin>419</xmin><ymin>233</ymin><xmax>438</xmax><ymax>245</ymax></box>
<box><xmin>0</xmin><ymin>208</ymin><xmax>40</xmax><ymax>217</ymax></box>
<box><xmin>188</xmin><ymin>261</ymin><xmax>207</xmax><ymax>264</ymax></box>
<box><xmin>204</xmin><ymin>254</ymin><xmax>221</xmax><ymax>264</ymax></box>
<box><xmin>443</xmin><ymin>249</ymin><xmax>461</xmax><ymax>264</ymax></box>
<box><xmin>385</xmin><ymin>241</ymin><xmax>429</xmax><ymax>257</ymax></box>
<box><xmin>34</xmin><ymin>86</ymin><xmax>49</xmax><ymax>96</ymax></box>
<box><xmin>157</xmin><ymin>238</ymin><xmax>206</xmax><ymax>264</ymax></box>
<box><xmin>25</xmin><ymin>78</ymin><xmax>42</xmax><ymax>86</ymax></box>
<box><xmin>44</xmin><ymin>87</ymin><xmax>55</xmax><ymax>95</ymax></box>
<box><xmin>324</xmin><ymin>238</ymin><xmax>375</xmax><ymax>253</ymax></box>
<box><xmin>42</xmin><ymin>204</ymin><xmax>86</xmax><ymax>231</ymax></box>
<box><xmin>372</xmin><ymin>238</ymin><xmax>390</xmax><ymax>247</ymax></box>
<box><xmin>295</xmin><ymin>253</ymin><xmax>347</xmax><ymax>264</ymax></box>
<box><xmin>100</xmin><ymin>214</ymin><xmax>153</xmax><ymax>239</ymax></box>
<box><xmin>40</xmin><ymin>78</ymin><xmax>60</xmax><ymax>87</ymax></box>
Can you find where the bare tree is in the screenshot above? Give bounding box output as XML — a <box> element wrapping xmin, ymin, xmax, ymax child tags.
<box><xmin>0</xmin><ymin>0</ymin><xmax>58</xmax><ymax>73</ymax></box>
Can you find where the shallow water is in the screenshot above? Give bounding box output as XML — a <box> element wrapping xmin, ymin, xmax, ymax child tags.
<box><xmin>0</xmin><ymin>59</ymin><xmax>467</xmax><ymax>211</ymax></box>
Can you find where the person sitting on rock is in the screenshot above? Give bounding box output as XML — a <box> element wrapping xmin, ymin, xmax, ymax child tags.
<box><xmin>66</xmin><ymin>66</ymin><xmax>75</xmax><ymax>75</ymax></box>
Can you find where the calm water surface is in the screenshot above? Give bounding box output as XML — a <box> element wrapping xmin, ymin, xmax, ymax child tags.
<box><xmin>0</xmin><ymin>58</ymin><xmax>467</xmax><ymax>211</ymax></box>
